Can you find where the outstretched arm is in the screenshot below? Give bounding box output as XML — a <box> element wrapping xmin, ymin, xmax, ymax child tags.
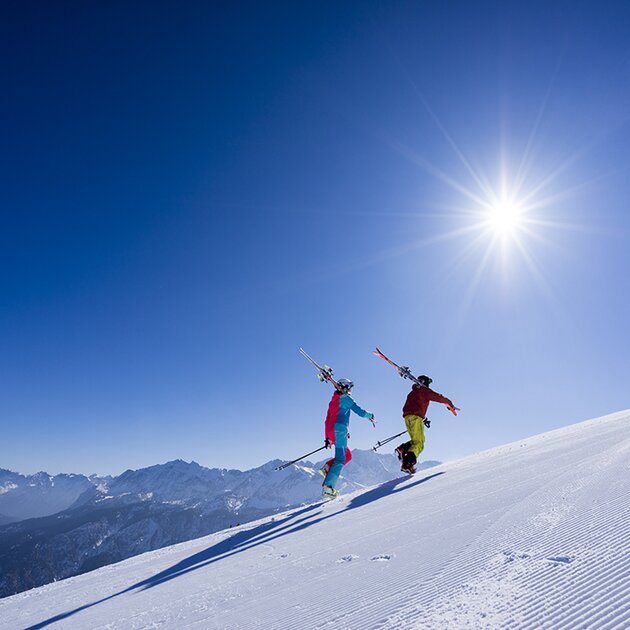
<box><xmin>341</xmin><ymin>396</ymin><xmax>376</xmax><ymax>426</ymax></box>
<box><xmin>428</xmin><ymin>389</ymin><xmax>460</xmax><ymax>416</ymax></box>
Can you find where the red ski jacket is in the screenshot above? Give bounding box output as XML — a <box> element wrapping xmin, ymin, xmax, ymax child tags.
<box><xmin>324</xmin><ymin>391</ymin><xmax>372</xmax><ymax>443</ymax></box>
<box><xmin>402</xmin><ymin>384</ymin><xmax>453</xmax><ymax>419</ymax></box>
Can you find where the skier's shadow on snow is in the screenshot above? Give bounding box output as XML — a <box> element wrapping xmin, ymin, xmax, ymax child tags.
<box><xmin>133</xmin><ymin>471</ymin><xmax>445</xmax><ymax>591</ymax></box>
<box><xmin>345</xmin><ymin>471</ymin><xmax>445</xmax><ymax>510</ymax></box>
<box><xmin>26</xmin><ymin>472</ymin><xmax>444</xmax><ymax>629</ymax></box>
<box><xmin>24</xmin><ymin>503</ymin><xmax>325</xmax><ymax>629</ymax></box>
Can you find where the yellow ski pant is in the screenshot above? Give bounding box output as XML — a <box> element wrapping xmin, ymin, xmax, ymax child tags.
<box><xmin>403</xmin><ymin>414</ymin><xmax>425</xmax><ymax>457</ymax></box>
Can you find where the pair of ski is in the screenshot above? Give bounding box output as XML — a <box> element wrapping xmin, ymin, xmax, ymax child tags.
<box><xmin>374</xmin><ymin>347</ymin><xmax>459</xmax><ymax>417</ymax></box>
<box><xmin>299</xmin><ymin>346</ymin><xmax>423</xmax><ymax>388</ymax></box>
<box><xmin>298</xmin><ymin>347</ymin><xmax>339</xmax><ymax>389</ymax></box>
<box><xmin>372</xmin><ymin>347</ymin><xmax>427</xmax><ymax>387</ymax></box>
<box><xmin>299</xmin><ymin>347</ymin><xmax>378</xmax><ymax>428</ymax></box>
<box><xmin>300</xmin><ymin>346</ymin><xmax>457</xmax><ymax>412</ymax></box>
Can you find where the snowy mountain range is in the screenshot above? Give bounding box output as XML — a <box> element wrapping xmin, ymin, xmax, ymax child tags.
<box><xmin>0</xmin><ymin>450</ymin><xmax>438</xmax><ymax>599</ymax></box>
<box><xmin>1</xmin><ymin>410</ymin><xmax>627</xmax><ymax>629</ymax></box>
<box><xmin>0</xmin><ymin>469</ymin><xmax>104</xmax><ymax>525</ymax></box>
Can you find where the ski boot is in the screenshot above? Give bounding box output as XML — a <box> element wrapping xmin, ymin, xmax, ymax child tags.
<box><xmin>322</xmin><ymin>485</ymin><xmax>338</xmax><ymax>500</ymax></box>
<box><xmin>394</xmin><ymin>444</ymin><xmax>406</xmax><ymax>462</ymax></box>
<box><xmin>401</xmin><ymin>451</ymin><xmax>417</xmax><ymax>475</ymax></box>
<box><xmin>319</xmin><ymin>462</ymin><xmax>331</xmax><ymax>478</ymax></box>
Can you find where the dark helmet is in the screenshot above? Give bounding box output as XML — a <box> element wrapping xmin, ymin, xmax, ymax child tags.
<box><xmin>417</xmin><ymin>375</ymin><xmax>432</xmax><ymax>387</ymax></box>
<box><xmin>336</xmin><ymin>378</ymin><xmax>354</xmax><ymax>392</ymax></box>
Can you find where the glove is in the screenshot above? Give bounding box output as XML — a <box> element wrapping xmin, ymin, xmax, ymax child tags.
<box><xmin>325</xmin><ymin>437</ymin><xmax>332</xmax><ymax>448</ymax></box>
<box><xmin>447</xmin><ymin>404</ymin><xmax>460</xmax><ymax>416</ymax></box>
<box><xmin>423</xmin><ymin>418</ymin><xmax>431</xmax><ymax>428</ymax></box>
<box><xmin>367</xmin><ymin>413</ymin><xmax>376</xmax><ymax>427</ymax></box>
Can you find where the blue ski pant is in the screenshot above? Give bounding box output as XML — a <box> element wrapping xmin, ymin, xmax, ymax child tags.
<box><xmin>324</xmin><ymin>427</ymin><xmax>349</xmax><ymax>489</ymax></box>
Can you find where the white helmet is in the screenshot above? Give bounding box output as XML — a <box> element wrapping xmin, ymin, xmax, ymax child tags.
<box><xmin>337</xmin><ymin>378</ymin><xmax>354</xmax><ymax>392</ymax></box>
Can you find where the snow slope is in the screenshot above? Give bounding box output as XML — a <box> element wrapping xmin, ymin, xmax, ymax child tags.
<box><xmin>1</xmin><ymin>451</ymin><xmax>431</xmax><ymax>599</ymax></box>
<box><xmin>2</xmin><ymin>410</ymin><xmax>629</xmax><ymax>629</ymax></box>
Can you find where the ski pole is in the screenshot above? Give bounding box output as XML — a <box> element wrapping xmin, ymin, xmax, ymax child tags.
<box><xmin>275</xmin><ymin>445</ymin><xmax>327</xmax><ymax>471</ymax></box>
<box><xmin>372</xmin><ymin>430</ymin><xmax>407</xmax><ymax>451</ymax></box>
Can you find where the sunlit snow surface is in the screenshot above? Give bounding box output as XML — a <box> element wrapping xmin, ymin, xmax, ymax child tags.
<box><xmin>2</xmin><ymin>411</ymin><xmax>629</xmax><ymax>629</ymax></box>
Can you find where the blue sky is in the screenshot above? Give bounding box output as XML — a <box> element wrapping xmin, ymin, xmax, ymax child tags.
<box><xmin>1</xmin><ymin>1</ymin><xmax>629</xmax><ymax>475</ymax></box>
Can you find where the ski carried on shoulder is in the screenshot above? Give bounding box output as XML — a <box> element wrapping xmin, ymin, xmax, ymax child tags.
<box><xmin>373</xmin><ymin>347</ymin><xmax>423</xmax><ymax>386</ymax></box>
<box><xmin>299</xmin><ymin>347</ymin><xmax>340</xmax><ymax>391</ymax></box>
<box><xmin>374</xmin><ymin>347</ymin><xmax>460</xmax><ymax>416</ymax></box>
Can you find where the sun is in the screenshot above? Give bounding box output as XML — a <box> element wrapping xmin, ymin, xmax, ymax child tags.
<box><xmin>379</xmin><ymin>86</ymin><xmax>583</xmax><ymax>289</ymax></box>
<box><xmin>485</xmin><ymin>196</ymin><xmax>523</xmax><ymax>236</ymax></box>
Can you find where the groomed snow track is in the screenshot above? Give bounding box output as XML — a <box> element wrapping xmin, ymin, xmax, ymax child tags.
<box><xmin>1</xmin><ymin>410</ymin><xmax>629</xmax><ymax>629</ymax></box>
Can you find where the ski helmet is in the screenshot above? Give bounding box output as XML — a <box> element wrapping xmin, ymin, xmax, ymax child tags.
<box><xmin>417</xmin><ymin>375</ymin><xmax>433</xmax><ymax>387</ymax></box>
<box><xmin>337</xmin><ymin>378</ymin><xmax>354</xmax><ymax>392</ymax></box>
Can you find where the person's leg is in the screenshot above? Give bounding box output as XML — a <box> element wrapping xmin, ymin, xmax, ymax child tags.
<box><xmin>324</xmin><ymin>429</ymin><xmax>348</xmax><ymax>489</ymax></box>
<box><xmin>396</xmin><ymin>415</ymin><xmax>418</xmax><ymax>464</ymax></box>
<box><xmin>395</xmin><ymin>437</ymin><xmax>412</xmax><ymax>461</ymax></box>
<box><xmin>319</xmin><ymin>457</ymin><xmax>333</xmax><ymax>477</ymax></box>
<box><xmin>404</xmin><ymin>415</ymin><xmax>425</xmax><ymax>457</ymax></box>
<box><xmin>321</xmin><ymin>441</ymin><xmax>352</xmax><ymax>477</ymax></box>
<box><xmin>328</xmin><ymin>449</ymin><xmax>351</xmax><ymax>467</ymax></box>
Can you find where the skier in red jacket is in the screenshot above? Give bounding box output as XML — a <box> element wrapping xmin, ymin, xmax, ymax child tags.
<box><xmin>396</xmin><ymin>375</ymin><xmax>458</xmax><ymax>474</ymax></box>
